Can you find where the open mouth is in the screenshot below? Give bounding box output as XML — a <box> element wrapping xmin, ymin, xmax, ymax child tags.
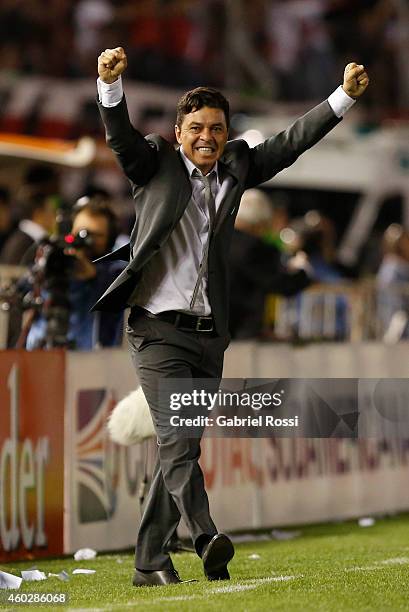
<box><xmin>196</xmin><ymin>146</ymin><xmax>215</xmax><ymax>153</ymax></box>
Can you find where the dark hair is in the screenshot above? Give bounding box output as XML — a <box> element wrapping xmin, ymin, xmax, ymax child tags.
<box><xmin>176</xmin><ymin>87</ymin><xmax>230</xmax><ymax>129</ymax></box>
<box><xmin>18</xmin><ymin>188</ymin><xmax>53</xmax><ymax>220</ymax></box>
<box><xmin>24</xmin><ymin>164</ymin><xmax>58</xmax><ymax>196</ymax></box>
<box><xmin>82</xmin><ymin>184</ymin><xmax>110</xmax><ymax>200</ymax></box>
<box><xmin>73</xmin><ymin>196</ymin><xmax>118</xmax><ymax>251</ymax></box>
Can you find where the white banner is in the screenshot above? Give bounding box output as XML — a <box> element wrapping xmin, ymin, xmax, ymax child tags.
<box><xmin>64</xmin><ymin>349</ymin><xmax>154</xmax><ymax>553</ymax></box>
<box><xmin>64</xmin><ymin>343</ymin><xmax>409</xmax><ymax>551</ymax></box>
<box><xmin>201</xmin><ymin>437</ymin><xmax>409</xmax><ymax>531</ymax></box>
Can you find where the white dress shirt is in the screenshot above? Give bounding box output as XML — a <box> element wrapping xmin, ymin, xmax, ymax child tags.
<box><xmin>98</xmin><ymin>77</ymin><xmax>355</xmax><ymax>315</ymax></box>
<box><xmin>129</xmin><ymin>150</ymin><xmax>233</xmax><ymax>315</ymax></box>
<box><xmin>19</xmin><ymin>219</ymin><xmax>47</xmax><ymax>242</ymax></box>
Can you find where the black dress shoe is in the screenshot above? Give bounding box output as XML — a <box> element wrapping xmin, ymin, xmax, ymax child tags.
<box><xmin>132</xmin><ymin>568</ymin><xmax>182</xmax><ymax>587</ymax></box>
<box><xmin>202</xmin><ymin>534</ymin><xmax>234</xmax><ymax>580</ymax></box>
<box><xmin>206</xmin><ymin>566</ymin><xmax>230</xmax><ymax>581</ymax></box>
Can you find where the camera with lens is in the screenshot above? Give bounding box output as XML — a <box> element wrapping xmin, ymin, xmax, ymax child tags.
<box><xmin>26</xmin><ymin>228</ymin><xmax>95</xmax><ymax>348</ymax></box>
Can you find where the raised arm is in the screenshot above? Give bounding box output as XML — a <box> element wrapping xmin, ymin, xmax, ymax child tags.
<box><xmin>97</xmin><ymin>47</ymin><xmax>158</xmax><ymax>185</ymax></box>
<box><xmin>245</xmin><ymin>63</ymin><xmax>369</xmax><ymax>189</ymax></box>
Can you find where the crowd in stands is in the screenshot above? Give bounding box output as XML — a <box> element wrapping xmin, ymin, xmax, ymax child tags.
<box><xmin>0</xmin><ymin>0</ymin><xmax>407</xmax><ymax>115</ymax></box>
<box><xmin>0</xmin><ymin>1</ymin><xmax>407</xmax><ymax>345</ymax></box>
<box><xmin>0</xmin><ymin>165</ymin><xmax>408</xmax><ymax>346</ymax></box>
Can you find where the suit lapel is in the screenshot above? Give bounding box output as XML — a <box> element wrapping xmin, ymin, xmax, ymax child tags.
<box><xmin>173</xmin><ymin>149</ymin><xmax>193</xmax><ymax>223</ymax></box>
<box><xmin>213</xmin><ymin>158</ymin><xmax>239</xmax><ymax>234</ymax></box>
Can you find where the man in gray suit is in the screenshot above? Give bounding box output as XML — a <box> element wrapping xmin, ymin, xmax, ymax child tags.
<box><xmin>95</xmin><ymin>47</ymin><xmax>368</xmax><ymax>586</ymax></box>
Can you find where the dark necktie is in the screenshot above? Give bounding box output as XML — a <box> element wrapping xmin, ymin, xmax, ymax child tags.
<box><xmin>190</xmin><ymin>172</ymin><xmax>216</xmax><ymax>310</ymax></box>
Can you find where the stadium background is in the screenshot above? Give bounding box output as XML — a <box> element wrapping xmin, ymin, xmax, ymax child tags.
<box><xmin>0</xmin><ymin>1</ymin><xmax>409</xmax><ymax>603</ymax></box>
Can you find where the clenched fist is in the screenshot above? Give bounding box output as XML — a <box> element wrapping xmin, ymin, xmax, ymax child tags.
<box><xmin>342</xmin><ymin>63</ymin><xmax>369</xmax><ymax>99</ymax></box>
<box><xmin>98</xmin><ymin>47</ymin><xmax>127</xmax><ymax>84</ymax></box>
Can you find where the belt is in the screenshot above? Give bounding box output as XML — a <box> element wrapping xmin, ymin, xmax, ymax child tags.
<box><xmin>134</xmin><ymin>307</ymin><xmax>214</xmax><ymax>332</ymax></box>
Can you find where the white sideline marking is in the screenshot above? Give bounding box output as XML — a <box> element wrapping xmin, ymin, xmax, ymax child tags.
<box><xmin>67</xmin><ymin>575</ymin><xmax>300</xmax><ymax>610</ymax></box>
<box><xmin>141</xmin><ymin>595</ymin><xmax>199</xmax><ymax>603</ymax></box>
<box><xmin>379</xmin><ymin>557</ymin><xmax>409</xmax><ymax>565</ymax></box>
<box><xmin>345</xmin><ymin>557</ymin><xmax>409</xmax><ymax>572</ymax></box>
<box><xmin>345</xmin><ymin>566</ymin><xmax>384</xmax><ymax>573</ymax></box>
<box><xmin>211</xmin><ymin>584</ymin><xmax>258</xmax><ymax>594</ymax></box>
<box><xmin>211</xmin><ymin>575</ymin><xmax>297</xmax><ymax>594</ymax></box>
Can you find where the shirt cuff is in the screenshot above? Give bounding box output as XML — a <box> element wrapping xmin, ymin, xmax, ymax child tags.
<box><xmin>97</xmin><ymin>76</ymin><xmax>123</xmax><ymax>107</ymax></box>
<box><xmin>327</xmin><ymin>85</ymin><xmax>356</xmax><ymax>118</ymax></box>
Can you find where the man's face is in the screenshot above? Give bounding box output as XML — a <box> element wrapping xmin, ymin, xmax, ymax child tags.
<box><xmin>33</xmin><ymin>197</ymin><xmax>56</xmax><ymax>234</ymax></box>
<box><xmin>175</xmin><ymin>106</ymin><xmax>228</xmax><ymax>175</ymax></box>
<box><xmin>72</xmin><ymin>210</ymin><xmax>110</xmax><ymax>258</ymax></box>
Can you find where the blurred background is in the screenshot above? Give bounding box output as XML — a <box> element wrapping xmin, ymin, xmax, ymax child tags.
<box><xmin>1</xmin><ymin>0</ymin><xmax>409</xmax><ymax>566</ymax></box>
<box><xmin>0</xmin><ymin>0</ymin><xmax>408</xmax><ymax>346</ymax></box>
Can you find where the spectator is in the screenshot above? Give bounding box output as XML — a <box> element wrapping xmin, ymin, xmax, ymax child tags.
<box><xmin>266</xmin><ymin>0</ymin><xmax>336</xmax><ymax>101</ymax></box>
<box><xmin>73</xmin><ymin>0</ymin><xmax>114</xmax><ymax>76</ymax></box>
<box><xmin>122</xmin><ymin>0</ymin><xmax>167</xmax><ymax>84</ymax></box>
<box><xmin>0</xmin><ymin>188</ymin><xmax>56</xmax><ymax>265</ymax></box>
<box><xmin>325</xmin><ymin>0</ymin><xmax>399</xmax><ymax>117</ymax></box>
<box><xmin>377</xmin><ymin>223</ymin><xmax>409</xmax><ymax>340</ymax></box>
<box><xmin>262</xmin><ymin>192</ymin><xmax>290</xmax><ymax>252</ymax></box>
<box><xmin>288</xmin><ymin>210</ymin><xmax>341</xmax><ymax>282</ymax></box>
<box><xmin>161</xmin><ymin>0</ymin><xmax>207</xmax><ymax>87</ymax></box>
<box><xmin>26</xmin><ymin>196</ymin><xmax>126</xmax><ymax>350</ymax></box>
<box><xmin>284</xmin><ymin>210</ymin><xmax>348</xmax><ymax>339</ymax></box>
<box><xmin>0</xmin><ymin>165</ymin><xmax>59</xmax><ymax>347</ymax></box>
<box><xmin>229</xmin><ymin>189</ymin><xmax>311</xmax><ymax>339</ymax></box>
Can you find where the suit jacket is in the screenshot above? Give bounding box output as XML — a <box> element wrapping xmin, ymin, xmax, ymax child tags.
<box><xmin>94</xmin><ymin>96</ymin><xmax>340</xmax><ymax>336</ymax></box>
<box><xmin>0</xmin><ymin>228</ymin><xmax>34</xmax><ymax>265</ymax></box>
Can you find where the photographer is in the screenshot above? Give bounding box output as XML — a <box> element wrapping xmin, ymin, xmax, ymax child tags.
<box><xmin>26</xmin><ymin>197</ymin><xmax>126</xmax><ymax>350</ymax></box>
<box><xmin>0</xmin><ymin>165</ymin><xmax>60</xmax><ymax>266</ymax></box>
<box><xmin>0</xmin><ymin>189</ymin><xmax>56</xmax><ymax>266</ymax></box>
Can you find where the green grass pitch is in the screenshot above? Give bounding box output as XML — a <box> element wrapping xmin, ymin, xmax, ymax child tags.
<box><xmin>2</xmin><ymin>514</ymin><xmax>409</xmax><ymax>611</ymax></box>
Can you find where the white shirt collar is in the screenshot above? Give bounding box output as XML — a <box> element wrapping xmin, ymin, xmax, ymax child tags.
<box><xmin>179</xmin><ymin>147</ymin><xmax>221</xmax><ymax>186</ymax></box>
<box><xmin>19</xmin><ymin>219</ymin><xmax>47</xmax><ymax>242</ymax></box>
